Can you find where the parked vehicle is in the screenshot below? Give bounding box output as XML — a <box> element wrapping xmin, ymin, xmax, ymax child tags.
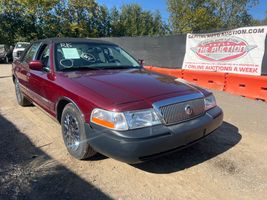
<box><xmin>12</xmin><ymin>38</ymin><xmax>223</xmax><ymax>163</ymax></box>
<box><xmin>0</xmin><ymin>44</ymin><xmax>13</xmax><ymax>63</ymax></box>
<box><xmin>12</xmin><ymin>42</ymin><xmax>30</xmax><ymax>61</ymax></box>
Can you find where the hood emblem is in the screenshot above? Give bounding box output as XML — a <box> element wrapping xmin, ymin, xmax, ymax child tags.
<box><xmin>185</xmin><ymin>105</ymin><xmax>193</xmax><ymax>115</ymax></box>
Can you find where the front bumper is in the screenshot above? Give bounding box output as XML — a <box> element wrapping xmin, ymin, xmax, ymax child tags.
<box><xmin>85</xmin><ymin>106</ymin><xmax>223</xmax><ymax>164</ymax></box>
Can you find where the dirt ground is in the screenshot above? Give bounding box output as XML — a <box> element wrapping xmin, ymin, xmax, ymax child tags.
<box><xmin>0</xmin><ymin>64</ymin><xmax>267</xmax><ymax>200</ymax></box>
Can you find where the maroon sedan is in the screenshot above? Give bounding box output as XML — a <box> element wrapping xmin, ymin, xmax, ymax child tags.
<box><xmin>12</xmin><ymin>38</ymin><xmax>223</xmax><ymax>163</ymax></box>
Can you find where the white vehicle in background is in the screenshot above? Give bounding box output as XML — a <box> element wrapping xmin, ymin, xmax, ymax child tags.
<box><xmin>12</xmin><ymin>42</ymin><xmax>30</xmax><ymax>61</ymax></box>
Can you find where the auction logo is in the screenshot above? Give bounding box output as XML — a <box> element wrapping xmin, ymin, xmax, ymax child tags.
<box><xmin>191</xmin><ymin>37</ymin><xmax>257</xmax><ymax>62</ymax></box>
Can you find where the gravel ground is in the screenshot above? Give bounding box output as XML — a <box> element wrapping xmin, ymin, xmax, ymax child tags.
<box><xmin>0</xmin><ymin>64</ymin><xmax>267</xmax><ymax>200</ymax></box>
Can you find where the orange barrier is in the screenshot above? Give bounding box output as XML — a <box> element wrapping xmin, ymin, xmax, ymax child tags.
<box><xmin>225</xmin><ymin>74</ymin><xmax>267</xmax><ymax>101</ymax></box>
<box><xmin>144</xmin><ymin>66</ymin><xmax>183</xmax><ymax>78</ymax></box>
<box><xmin>145</xmin><ymin>66</ymin><xmax>225</xmax><ymax>90</ymax></box>
<box><xmin>145</xmin><ymin>65</ymin><xmax>267</xmax><ymax>102</ymax></box>
<box><xmin>182</xmin><ymin>70</ymin><xmax>226</xmax><ymax>91</ymax></box>
<box><xmin>165</xmin><ymin>69</ymin><xmax>183</xmax><ymax>78</ymax></box>
<box><xmin>144</xmin><ymin>66</ymin><xmax>153</xmax><ymax>70</ymax></box>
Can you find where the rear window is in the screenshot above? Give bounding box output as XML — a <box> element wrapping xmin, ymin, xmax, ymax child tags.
<box><xmin>15</xmin><ymin>43</ymin><xmax>30</xmax><ymax>49</ymax></box>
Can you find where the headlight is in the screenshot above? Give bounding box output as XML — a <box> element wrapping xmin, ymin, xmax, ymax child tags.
<box><xmin>90</xmin><ymin>109</ymin><xmax>128</xmax><ymax>130</ymax></box>
<box><xmin>124</xmin><ymin>109</ymin><xmax>161</xmax><ymax>129</ymax></box>
<box><xmin>90</xmin><ymin>108</ymin><xmax>161</xmax><ymax>130</ymax></box>
<box><xmin>204</xmin><ymin>94</ymin><xmax>217</xmax><ymax>110</ymax></box>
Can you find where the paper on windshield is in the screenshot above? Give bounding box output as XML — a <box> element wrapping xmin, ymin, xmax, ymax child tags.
<box><xmin>62</xmin><ymin>48</ymin><xmax>80</xmax><ymax>59</ymax></box>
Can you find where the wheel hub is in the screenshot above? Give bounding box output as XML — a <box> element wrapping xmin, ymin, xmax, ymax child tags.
<box><xmin>63</xmin><ymin>113</ymin><xmax>80</xmax><ymax>151</ymax></box>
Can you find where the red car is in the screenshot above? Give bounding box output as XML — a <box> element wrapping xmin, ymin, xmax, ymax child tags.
<box><xmin>12</xmin><ymin>38</ymin><xmax>223</xmax><ymax>163</ymax></box>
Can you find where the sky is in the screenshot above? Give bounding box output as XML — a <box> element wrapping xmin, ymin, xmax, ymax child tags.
<box><xmin>97</xmin><ymin>0</ymin><xmax>267</xmax><ymax>22</ymax></box>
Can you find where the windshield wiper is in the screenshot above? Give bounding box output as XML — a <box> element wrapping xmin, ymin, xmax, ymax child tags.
<box><xmin>98</xmin><ymin>66</ymin><xmax>141</xmax><ymax>69</ymax></box>
<box><xmin>60</xmin><ymin>66</ymin><xmax>141</xmax><ymax>71</ymax></box>
<box><xmin>60</xmin><ymin>66</ymin><xmax>104</xmax><ymax>71</ymax></box>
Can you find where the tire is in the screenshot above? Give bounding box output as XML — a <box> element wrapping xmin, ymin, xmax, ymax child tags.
<box><xmin>14</xmin><ymin>78</ymin><xmax>32</xmax><ymax>106</ymax></box>
<box><xmin>5</xmin><ymin>56</ymin><xmax>9</xmax><ymax>64</ymax></box>
<box><xmin>61</xmin><ymin>103</ymin><xmax>96</xmax><ymax>160</ymax></box>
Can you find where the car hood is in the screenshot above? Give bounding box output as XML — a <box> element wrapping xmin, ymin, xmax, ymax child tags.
<box><xmin>60</xmin><ymin>68</ymin><xmax>202</xmax><ymax>106</ymax></box>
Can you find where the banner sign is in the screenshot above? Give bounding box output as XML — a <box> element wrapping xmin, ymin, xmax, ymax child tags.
<box><xmin>182</xmin><ymin>26</ymin><xmax>267</xmax><ymax>75</ymax></box>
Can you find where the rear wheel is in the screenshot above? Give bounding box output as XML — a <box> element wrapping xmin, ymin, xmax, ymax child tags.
<box><xmin>61</xmin><ymin>103</ymin><xmax>96</xmax><ymax>160</ymax></box>
<box><xmin>14</xmin><ymin>78</ymin><xmax>32</xmax><ymax>106</ymax></box>
<box><xmin>5</xmin><ymin>56</ymin><xmax>9</xmax><ymax>64</ymax></box>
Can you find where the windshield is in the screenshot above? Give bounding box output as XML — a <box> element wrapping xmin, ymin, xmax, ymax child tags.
<box><xmin>55</xmin><ymin>42</ymin><xmax>141</xmax><ymax>71</ymax></box>
<box><xmin>15</xmin><ymin>43</ymin><xmax>30</xmax><ymax>49</ymax></box>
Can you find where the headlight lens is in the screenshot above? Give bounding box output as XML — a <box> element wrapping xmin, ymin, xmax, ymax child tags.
<box><xmin>124</xmin><ymin>109</ymin><xmax>161</xmax><ymax>129</ymax></box>
<box><xmin>90</xmin><ymin>108</ymin><xmax>161</xmax><ymax>130</ymax></box>
<box><xmin>204</xmin><ymin>95</ymin><xmax>217</xmax><ymax>110</ymax></box>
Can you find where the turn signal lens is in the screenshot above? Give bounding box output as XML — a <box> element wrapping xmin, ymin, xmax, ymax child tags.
<box><xmin>91</xmin><ymin>117</ymin><xmax>115</xmax><ymax>129</ymax></box>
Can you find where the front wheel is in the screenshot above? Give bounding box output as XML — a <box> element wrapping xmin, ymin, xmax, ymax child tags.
<box><xmin>61</xmin><ymin>103</ymin><xmax>96</xmax><ymax>160</ymax></box>
<box><xmin>14</xmin><ymin>78</ymin><xmax>32</xmax><ymax>106</ymax></box>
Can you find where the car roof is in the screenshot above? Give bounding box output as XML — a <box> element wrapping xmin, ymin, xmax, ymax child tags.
<box><xmin>16</xmin><ymin>42</ymin><xmax>30</xmax><ymax>44</ymax></box>
<box><xmin>35</xmin><ymin>37</ymin><xmax>115</xmax><ymax>45</ymax></box>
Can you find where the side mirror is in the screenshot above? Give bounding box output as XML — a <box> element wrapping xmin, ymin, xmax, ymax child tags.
<box><xmin>138</xmin><ymin>59</ymin><xmax>144</xmax><ymax>66</ymax></box>
<box><xmin>29</xmin><ymin>60</ymin><xmax>43</xmax><ymax>71</ymax></box>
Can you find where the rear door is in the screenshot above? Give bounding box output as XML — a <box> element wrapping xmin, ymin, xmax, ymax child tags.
<box><xmin>16</xmin><ymin>42</ymin><xmax>41</xmax><ymax>100</ymax></box>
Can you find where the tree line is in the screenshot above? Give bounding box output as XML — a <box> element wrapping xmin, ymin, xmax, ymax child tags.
<box><xmin>168</xmin><ymin>0</ymin><xmax>266</xmax><ymax>33</ymax></box>
<box><xmin>0</xmin><ymin>0</ymin><xmax>266</xmax><ymax>45</ymax></box>
<box><xmin>0</xmin><ymin>0</ymin><xmax>168</xmax><ymax>44</ymax></box>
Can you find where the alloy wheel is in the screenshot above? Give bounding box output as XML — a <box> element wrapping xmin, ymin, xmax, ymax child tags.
<box><xmin>63</xmin><ymin>113</ymin><xmax>80</xmax><ymax>152</ymax></box>
<box><xmin>15</xmin><ymin>79</ymin><xmax>22</xmax><ymax>103</ymax></box>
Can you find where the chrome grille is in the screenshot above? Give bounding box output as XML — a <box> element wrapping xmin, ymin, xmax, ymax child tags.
<box><xmin>159</xmin><ymin>98</ymin><xmax>205</xmax><ymax>125</ymax></box>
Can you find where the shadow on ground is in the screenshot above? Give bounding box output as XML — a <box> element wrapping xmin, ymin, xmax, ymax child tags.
<box><xmin>0</xmin><ymin>114</ymin><xmax>111</xmax><ymax>200</ymax></box>
<box><xmin>133</xmin><ymin>121</ymin><xmax>241</xmax><ymax>174</ymax></box>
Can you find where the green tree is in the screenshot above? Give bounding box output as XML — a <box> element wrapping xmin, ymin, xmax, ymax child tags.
<box><xmin>0</xmin><ymin>0</ymin><xmax>59</xmax><ymax>43</ymax></box>
<box><xmin>262</xmin><ymin>16</ymin><xmax>267</xmax><ymax>25</ymax></box>
<box><xmin>0</xmin><ymin>0</ymin><xmax>168</xmax><ymax>44</ymax></box>
<box><xmin>0</xmin><ymin>0</ymin><xmax>111</xmax><ymax>43</ymax></box>
<box><xmin>212</xmin><ymin>0</ymin><xmax>258</xmax><ymax>28</ymax></box>
<box><xmin>110</xmin><ymin>4</ymin><xmax>168</xmax><ymax>37</ymax></box>
<box><xmin>168</xmin><ymin>0</ymin><xmax>258</xmax><ymax>34</ymax></box>
<box><xmin>40</xmin><ymin>0</ymin><xmax>110</xmax><ymax>38</ymax></box>
<box><xmin>253</xmin><ymin>11</ymin><xmax>267</xmax><ymax>25</ymax></box>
